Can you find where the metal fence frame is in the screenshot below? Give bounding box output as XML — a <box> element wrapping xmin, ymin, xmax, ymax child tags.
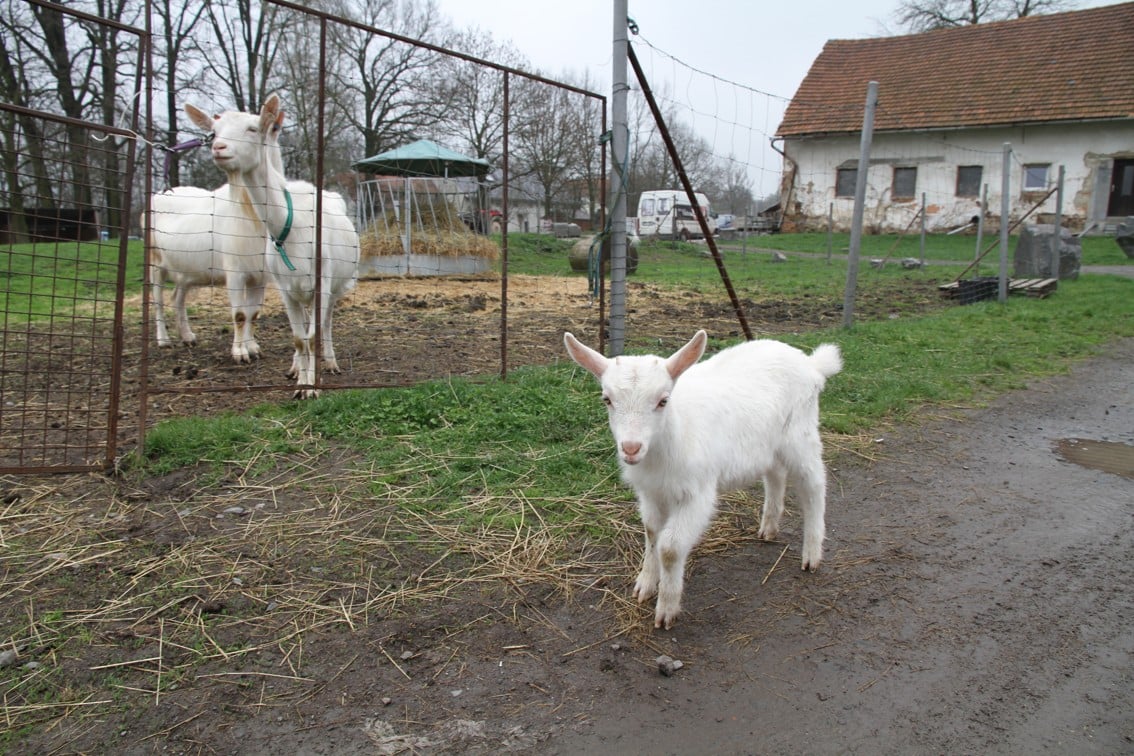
<box><xmin>2</xmin><ymin>1</ymin><xmax>606</xmax><ymax>474</ymax></box>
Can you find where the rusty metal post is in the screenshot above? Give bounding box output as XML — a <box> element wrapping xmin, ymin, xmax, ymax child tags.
<box><xmin>500</xmin><ymin>71</ymin><xmax>510</xmax><ymax>379</ymax></box>
<box><xmin>312</xmin><ymin>16</ymin><xmax>328</xmax><ymax>393</ymax></box>
<box><xmin>626</xmin><ymin>43</ymin><xmax>752</xmax><ymax>341</ymax></box>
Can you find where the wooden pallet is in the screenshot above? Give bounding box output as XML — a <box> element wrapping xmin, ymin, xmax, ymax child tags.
<box><xmin>938</xmin><ymin>277</ymin><xmax>1058</xmax><ymax>300</ymax></box>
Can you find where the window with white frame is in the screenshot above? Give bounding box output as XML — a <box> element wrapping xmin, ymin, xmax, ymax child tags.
<box><xmin>1023</xmin><ymin>163</ymin><xmax>1050</xmax><ymax>191</ymax></box>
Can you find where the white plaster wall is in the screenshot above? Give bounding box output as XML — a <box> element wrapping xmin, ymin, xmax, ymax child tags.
<box><xmin>782</xmin><ymin>122</ymin><xmax>1134</xmax><ymax>233</ymax></box>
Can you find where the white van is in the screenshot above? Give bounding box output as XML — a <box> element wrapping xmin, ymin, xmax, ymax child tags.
<box><xmin>636</xmin><ymin>190</ymin><xmax>715</xmax><ymax>240</ymax></box>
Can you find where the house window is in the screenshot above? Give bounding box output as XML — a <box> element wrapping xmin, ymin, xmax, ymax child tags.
<box><xmin>956</xmin><ymin>166</ymin><xmax>982</xmax><ymax>197</ymax></box>
<box><xmin>835</xmin><ymin>168</ymin><xmax>857</xmax><ymax>197</ymax></box>
<box><xmin>1023</xmin><ymin>163</ymin><xmax>1050</xmax><ymax>191</ymax></box>
<box><xmin>892</xmin><ymin>167</ymin><xmax>917</xmax><ymax>200</ymax></box>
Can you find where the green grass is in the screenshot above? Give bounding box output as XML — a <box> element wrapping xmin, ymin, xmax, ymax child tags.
<box><xmin>731</xmin><ymin>230</ymin><xmax>1130</xmax><ymax>266</ymax></box>
<box><xmin>1</xmin><ymin>239</ymin><xmax>145</xmax><ymax>326</ymax></box>
<box><xmin>137</xmin><ymin>269</ymin><xmax>1134</xmax><ymax>512</ymax></box>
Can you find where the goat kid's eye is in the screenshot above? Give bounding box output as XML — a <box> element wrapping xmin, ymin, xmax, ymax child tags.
<box><xmin>656</xmin><ymin>396</ymin><xmax>669</xmax><ymax>409</ymax></box>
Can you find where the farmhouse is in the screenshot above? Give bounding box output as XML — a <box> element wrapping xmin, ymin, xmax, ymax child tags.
<box><xmin>776</xmin><ymin>2</ymin><xmax>1134</xmax><ymax>234</ymax></box>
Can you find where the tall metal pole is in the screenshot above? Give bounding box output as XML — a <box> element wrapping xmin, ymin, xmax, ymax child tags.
<box><xmin>609</xmin><ymin>0</ymin><xmax>629</xmax><ymax>356</ymax></box>
<box><xmin>999</xmin><ymin>142</ymin><xmax>1011</xmax><ymax>303</ymax></box>
<box><xmin>919</xmin><ymin>191</ymin><xmax>927</xmax><ymax>266</ymax></box>
<box><xmin>975</xmin><ymin>183</ymin><xmax>987</xmax><ymax>264</ymax></box>
<box><xmin>842</xmin><ymin>80</ymin><xmax>878</xmax><ymax>329</ymax></box>
<box><xmin>1052</xmin><ymin>164</ymin><xmax>1065</xmax><ymax>279</ymax></box>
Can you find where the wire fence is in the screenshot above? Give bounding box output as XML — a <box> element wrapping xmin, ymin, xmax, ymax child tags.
<box><xmin>1</xmin><ymin>1</ymin><xmax>607</xmax><ymax>474</ymax></box>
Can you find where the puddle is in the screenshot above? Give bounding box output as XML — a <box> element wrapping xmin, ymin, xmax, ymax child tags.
<box><xmin>1054</xmin><ymin>438</ymin><xmax>1134</xmax><ymax>480</ymax></box>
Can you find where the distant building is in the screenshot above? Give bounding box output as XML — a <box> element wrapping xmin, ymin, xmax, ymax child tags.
<box><xmin>776</xmin><ymin>2</ymin><xmax>1134</xmax><ymax>234</ymax></box>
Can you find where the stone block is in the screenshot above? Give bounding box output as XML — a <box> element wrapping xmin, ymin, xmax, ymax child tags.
<box><xmin>1013</xmin><ymin>224</ymin><xmax>1080</xmax><ymax>280</ymax></box>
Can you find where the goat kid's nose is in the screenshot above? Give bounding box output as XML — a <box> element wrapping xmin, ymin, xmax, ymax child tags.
<box><xmin>621</xmin><ymin>441</ymin><xmax>642</xmax><ymax>457</ymax></box>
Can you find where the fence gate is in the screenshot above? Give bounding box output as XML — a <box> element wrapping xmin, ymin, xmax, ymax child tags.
<box><xmin>0</xmin><ymin>102</ymin><xmax>141</xmax><ymax>474</ymax></box>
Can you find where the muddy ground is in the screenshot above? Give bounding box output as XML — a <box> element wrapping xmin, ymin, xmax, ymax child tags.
<box><xmin>2</xmin><ymin>269</ymin><xmax>1132</xmax><ymax>754</ymax></box>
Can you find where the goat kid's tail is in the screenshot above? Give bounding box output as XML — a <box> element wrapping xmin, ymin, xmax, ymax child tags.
<box><xmin>810</xmin><ymin>343</ymin><xmax>843</xmax><ymax>379</ymax></box>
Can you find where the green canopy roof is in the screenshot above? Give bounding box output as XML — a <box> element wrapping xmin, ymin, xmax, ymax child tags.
<box><xmin>351</xmin><ymin>139</ymin><xmax>491</xmax><ymax>178</ymax></box>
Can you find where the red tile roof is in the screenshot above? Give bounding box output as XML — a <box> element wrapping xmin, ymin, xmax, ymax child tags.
<box><xmin>777</xmin><ymin>2</ymin><xmax>1134</xmax><ymax>137</ymax></box>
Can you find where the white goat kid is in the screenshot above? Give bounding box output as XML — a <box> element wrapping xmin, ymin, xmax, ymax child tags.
<box><xmin>564</xmin><ymin>330</ymin><xmax>843</xmax><ymax>630</ymax></box>
<box><xmin>148</xmin><ymin>119</ymin><xmax>285</xmax><ymax>362</ymax></box>
<box><xmin>186</xmin><ymin>95</ymin><xmax>359</xmax><ymax>398</ymax></box>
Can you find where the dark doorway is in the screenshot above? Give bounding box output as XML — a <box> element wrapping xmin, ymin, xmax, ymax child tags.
<box><xmin>1107</xmin><ymin>159</ymin><xmax>1134</xmax><ymax>217</ymax></box>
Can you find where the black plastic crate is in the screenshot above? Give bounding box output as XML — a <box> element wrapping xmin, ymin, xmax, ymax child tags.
<box><xmin>956</xmin><ymin>276</ymin><xmax>998</xmax><ymax>304</ymax></box>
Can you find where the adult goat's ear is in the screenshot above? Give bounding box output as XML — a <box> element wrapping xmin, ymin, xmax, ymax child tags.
<box><xmin>666</xmin><ymin>330</ymin><xmax>707</xmax><ymax>380</ymax></box>
<box><xmin>259</xmin><ymin>94</ymin><xmax>282</xmax><ymax>133</ymax></box>
<box><xmin>564</xmin><ymin>332</ymin><xmax>608</xmax><ymax>380</ymax></box>
<box><xmin>184</xmin><ymin>103</ymin><xmax>212</xmax><ymax>131</ymax></box>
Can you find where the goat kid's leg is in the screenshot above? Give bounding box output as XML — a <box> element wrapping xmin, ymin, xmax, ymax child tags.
<box><xmin>653</xmin><ymin>494</ymin><xmax>716</xmax><ymax>630</ymax></box>
<box><xmin>794</xmin><ymin>447</ymin><xmax>828</xmax><ymax>571</ymax></box>
<box><xmin>633</xmin><ymin>526</ymin><xmax>660</xmax><ymax>605</ymax></box>
<box><xmin>758</xmin><ymin>465</ymin><xmax>788</xmax><ymax>541</ymax></box>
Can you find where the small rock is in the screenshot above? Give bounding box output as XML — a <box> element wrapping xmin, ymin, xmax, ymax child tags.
<box><xmin>400</xmin><ymin>650</ymin><xmax>414</xmax><ymax>661</ymax></box>
<box><xmin>222</xmin><ymin>506</ymin><xmax>247</xmax><ymax>516</ymax></box>
<box><xmin>656</xmin><ymin>654</ymin><xmax>684</xmax><ymax>677</ymax></box>
<box><xmin>771</xmin><ymin>251</ymin><xmax>788</xmax><ymax>263</ymax></box>
<box><xmin>382</xmin><ymin>697</ymin><xmax>393</xmax><ymax>706</ymax></box>
<box><xmin>0</xmin><ymin>650</ymin><xmax>18</xmax><ymax>668</ymax></box>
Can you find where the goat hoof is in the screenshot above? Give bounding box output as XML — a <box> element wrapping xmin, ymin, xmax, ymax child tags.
<box><xmin>293</xmin><ymin>389</ymin><xmax>320</xmax><ymax>400</ymax></box>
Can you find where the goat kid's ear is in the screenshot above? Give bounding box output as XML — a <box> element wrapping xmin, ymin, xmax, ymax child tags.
<box><xmin>184</xmin><ymin>103</ymin><xmax>212</xmax><ymax>132</ymax></box>
<box><xmin>665</xmin><ymin>330</ymin><xmax>707</xmax><ymax>380</ymax></box>
<box><xmin>563</xmin><ymin>332</ymin><xmax>608</xmax><ymax>380</ymax></box>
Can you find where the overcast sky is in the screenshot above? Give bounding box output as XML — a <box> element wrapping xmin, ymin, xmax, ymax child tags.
<box><xmin>436</xmin><ymin>0</ymin><xmax>1122</xmax><ymax>99</ymax></box>
<box><xmin>433</xmin><ymin>0</ymin><xmax>1122</xmax><ymax>198</ymax></box>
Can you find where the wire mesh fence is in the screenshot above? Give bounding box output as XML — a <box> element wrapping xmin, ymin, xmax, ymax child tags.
<box><xmin>2</xmin><ymin>1</ymin><xmax>608</xmax><ymax>473</ymax></box>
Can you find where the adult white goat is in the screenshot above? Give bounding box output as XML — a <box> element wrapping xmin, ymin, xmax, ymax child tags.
<box><xmin>564</xmin><ymin>330</ymin><xmax>842</xmax><ymax>629</ymax></box>
<box><xmin>186</xmin><ymin>94</ymin><xmax>359</xmax><ymax>398</ymax></box>
<box><xmin>148</xmin><ymin>116</ymin><xmax>285</xmax><ymax>362</ymax></box>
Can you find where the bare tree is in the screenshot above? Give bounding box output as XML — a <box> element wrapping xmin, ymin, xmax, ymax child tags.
<box><xmin>327</xmin><ymin>0</ymin><xmax>448</xmax><ymax>161</ymax></box>
<box><xmin>429</xmin><ymin>28</ymin><xmax>528</xmax><ymax>167</ymax></box>
<box><xmin>198</xmin><ymin>0</ymin><xmax>288</xmax><ymax>113</ymax></box>
<box><xmin>511</xmin><ymin>81</ymin><xmax>582</xmax><ymax>221</ymax></box>
<box><xmin>894</xmin><ymin>0</ymin><xmax>1079</xmax><ymax>32</ymax></box>
<box><xmin>152</xmin><ymin>0</ymin><xmax>208</xmax><ymax>187</ymax></box>
<box><xmin>0</xmin><ymin>0</ymin><xmax>57</xmax><ymax>222</ymax></box>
